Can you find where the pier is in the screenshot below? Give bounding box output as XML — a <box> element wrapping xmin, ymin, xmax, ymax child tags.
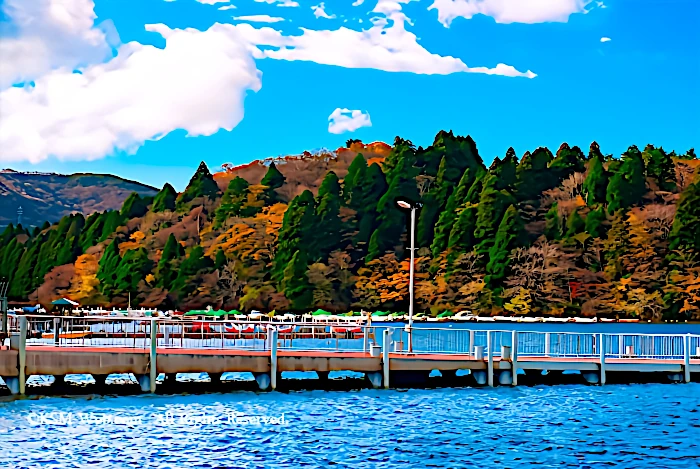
<box><xmin>1</xmin><ymin>316</ymin><xmax>699</xmax><ymax>395</ymax></box>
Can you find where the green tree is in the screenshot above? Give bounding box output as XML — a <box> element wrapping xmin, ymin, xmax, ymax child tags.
<box><xmin>157</xmin><ymin>234</ymin><xmax>183</xmax><ymax>290</ymax></box>
<box><xmin>669</xmin><ymin>172</ymin><xmax>700</xmax><ymax>252</ymax></box>
<box><xmin>446</xmin><ymin>204</ymin><xmax>478</xmax><ymax>262</ymax></box>
<box><xmin>113</xmin><ymin>248</ymin><xmax>153</xmax><ymax>296</ymax></box>
<box><xmin>171</xmin><ymin>245</ymin><xmax>213</xmax><ymax>296</ymax></box>
<box><xmin>9</xmin><ymin>241</ymin><xmax>40</xmax><ymax>298</ymax></box>
<box><xmin>177</xmin><ymin>161</ymin><xmax>220</xmax><ymax>208</ymax></box>
<box><xmin>544</xmin><ymin>203</ymin><xmax>562</xmax><ymax>241</ymax></box>
<box><xmin>516</xmin><ymin>147</ymin><xmax>556</xmax><ymax>202</ymax></box>
<box><xmin>260</xmin><ymin>162</ymin><xmax>286</xmax><ymax>205</ymax></box>
<box><xmin>583</xmin><ymin>147</ymin><xmax>608</xmax><ymax>205</ymax></box>
<box><xmin>215</xmin><ymin>176</ymin><xmax>257</xmax><ymax>227</ymax></box>
<box><xmin>273</xmin><ymin>190</ymin><xmax>318</xmax><ymax>283</ymax></box>
<box><xmin>315</xmin><ymin>171</ymin><xmax>344</xmax><ymax>259</ymax></box>
<box><xmin>152</xmin><ymin>183</ymin><xmax>177</xmax><ymax>212</ymax></box>
<box><xmin>343</xmin><ymin>153</ymin><xmax>367</xmax><ymax>207</ymax></box>
<box><xmin>282</xmin><ymin>250</ymin><xmax>313</xmax><ymax>311</ymax></box>
<box><xmin>550</xmin><ymin>143</ymin><xmax>586</xmax><ymax>181</ymax></box>
<box><xmin>565</xmin><ymin>208</ymin><xmax>586</xmax><ymax>237</ymax></box>
<box><xmin>97</xmin><ymin>240</ymin><xmax>122</xmax><ymax>293</ymax></box>
<box><xmin>351</xmin><ymin>163</ymin><xmax>387</xmax><ymax>255</ymax></box>
<box><xmin>431</xmin><ymin>168</ymin><xmax>480</xmax><ymax>257</ymax></box>
<box><xmin>490</xmin><ymin>147</ymin><xmax>518</xmax><ymax>191</ymax></box>
<box><xmin>485</xmin><ymin>205</ymin><xmax>525</xmax><ymax>287</ymax></box>
<box><xmin>121</xmin><ymin>192</ymin><xmax>149</xmax><ymax>219</ymax></box>
<box><xmin>474</xmin><ymin>177</ymin><xmax>516</xmax><ymax>259</ymax></box>
<box><xmin>642</xmin><ymin>144</ymin><xmax>675</xmax><ymax>191</ymax></box>
<box><xmin>585</xmin><ymin>205</ymin><xmax>607</xmax><ymax>238</ymax></box>
<box><xmin>99</xmin><ymin>210</ymin><xmax>125</xmax><ymax>242</ymax></box>
<box><xmin>606</xmin><ymin>146</ymin><xmax>646</xmax><ymax>213</ymax></box>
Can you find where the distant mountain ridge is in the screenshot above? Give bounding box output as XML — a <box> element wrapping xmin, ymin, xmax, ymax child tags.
<box><xmin>0</xmin><ymin>170</ymin><xmax>158</xmax><ymax>227</ymax></box>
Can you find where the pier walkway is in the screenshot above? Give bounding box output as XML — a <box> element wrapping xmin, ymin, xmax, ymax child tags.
<box><xmin>1</xmin><ymin>316</ymin><xmax>699</xmax><ymax>394</ymax></box>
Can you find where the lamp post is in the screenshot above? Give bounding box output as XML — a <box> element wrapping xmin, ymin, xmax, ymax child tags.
<box><xmin>396</xmin><ymin>199</ymin><xmax>422</xmax><ymax>353</ymax></box>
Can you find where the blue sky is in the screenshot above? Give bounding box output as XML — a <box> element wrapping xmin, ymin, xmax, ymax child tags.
<box><xmin>0</xmin><ymin>0</ymin><xmax>698</xmax><ymax>190</ymax></box>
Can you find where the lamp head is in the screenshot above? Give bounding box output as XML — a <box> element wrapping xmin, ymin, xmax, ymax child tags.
<box><xmin>396</xmin><ymin>200</ymin><xmax>412</xmax><ymax>209</ymax></box>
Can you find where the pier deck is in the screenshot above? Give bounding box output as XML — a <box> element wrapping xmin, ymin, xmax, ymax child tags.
<box><xmin>1</xmin><ymin>316</ymin><xmax>699</xmax><ymax>394</ymax></box>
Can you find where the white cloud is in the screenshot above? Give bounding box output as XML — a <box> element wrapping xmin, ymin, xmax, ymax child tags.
<box><xmin>218</xmin><ymin>4</ymin><xmax>237</xmax><ymax>10</ymax></box>
<box><xmin>196</xmin><ymin>0</ymin><xmax>231</xmax><ymax>4</ymax></box>
<box><xmin>0</xmin><ymin>0</ymin><xmax>115</xmax><ymax>88</ymax></box>
<box><xmin>428</xmin><ymin>0</ymin><xmax>595</xmax><ymax>26</ymax></box>
<box><xmin>234</xmin><ymin>11</ymin><xmax>535</xmax><ymax>77</ymax></box>
<box><xmin>234</xmin><ymin>15</ymin><xmax>285</xmax><ymax>23</ymax></box>
<box><xmin>352</xmin><ymin>0</ymin><xmax>365</xmax><ymax>5</ymax></box>
<box><xmin>312</xmin><ymin>3</ymin><xmax>336</xmax><ymax>19</ymax></box>
<box><xmin>0</xmin><ymin>23</ymin><xmax>261</xmax><ymax>164</ymax></box>
<box><xmin>600</xmin><ymin>36</ymin><xmax>611</xmax><ymax>42</ymax></box>
<box><xmin>254</xmin><ymin>0</ymin><xmax>299</xmax><ymax>6</ymax></box>
<box><xmin>328</xmin><ymin>108</ymin><xmax>372</xmax><ymax>134</ymax></box>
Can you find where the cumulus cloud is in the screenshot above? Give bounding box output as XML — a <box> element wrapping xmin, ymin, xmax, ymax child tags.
<box><xmin>234</xmin><ymin>15</ymin><xmax>285</xmax><ymax>23</ymax></box>
<box><xmin>218</xmin><ymin>5</ymin><xmax>237</xmax><ymax>10</ymax></box>
<box><xmin>352</xmin><ymin>0</ymin><xmax>365</xmax><ymax>5</ymax></box>
<box><xmin>0</xmin><ymin>0</ymin><xmax>115</xmax><ymax>88</ymax></box>
<box><xmin>196</xmin><ymin>0</ymin><xmax>231</xmax><ymax>4</ymax></box>
<box><xmin>328</xmin><ymin>108</ymin><xmax>372</xmax><ymax>134</ymax></box>
<box><xmin>428</xmin><ymin>0</ymin><xmax>595</xmax><ymax>26</ymax></box>
<box><xmin>312</xmin><ymin>3</ymin><xmax>336</xmax><ymax>19</ymax></box>
<box><xmin>254</xmin><ymin>0</ymin><xmax>299</xmax><ymax>6</ymax></box>
<box><xmin>233</xmin><ymin>9</ymin><xmax>535</xmax><ymax>77</ymax></box>
<box><xmin>600</xmin><ymin>37</ymin><xmax>611</xmax><ymax>42</ymax></box>
<box><xmin>0</xmin><ymin>23</ymin><xmax>261</xmax><ymax>164</ymax></box>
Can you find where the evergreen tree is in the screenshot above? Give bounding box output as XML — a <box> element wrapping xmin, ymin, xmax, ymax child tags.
<box><xmin>157</xmin><ymin>234</ymin><xmax>182</xmax><ymax>290</ymax></box>
<box><xmin>0</xmin><ymin>239</ymin><xmax>22</xmax><ymax>287</ymax></box>
<box><xmin>343</xmin><ymin>153</ymin><xmax>367</xmax><ymax>207</ymax></box>
<box><xmin>516</xmin><ymin>147</ymin><xmax>556</xmax><ymax>202</ymax></box>
<box><xmin>9</xmin><ymin>241</ymin><xmax>40</xmax><ymax>298</ymax></box>
<box><xmin>99</xmin><ymin>210</ymin><xmax>125</xmax><ymax>242</ymax></box>
<box><xmin>80</xmin><ymin>212</ymin><xmax>105</xmax><ymax>252</ymax></box>
<box><xmin>272</xmin><ymin>190</ymin><xmax>318</xmax><ymax>283</ymax></box>
<box><xmin>489</xmin><ymin>147</ymin><xmax>518</xmax><ymax>191</ymax></box>
<box><xmin>583</xmin><ymin>148</ymin><xmax>608</xmax><ymax>205</ymax></box>
<box><xmin>431</xmin><ymin>168</ymin><xmax>479</xmax><ymax>257</ymax></box>
<box><xmin>544</xmin><ymin>203</ymin><xmax>562</xmax><ymax>241</ymax></box>
<box><xmin>565</xmin><ymin>208</ymin><xmax>586</xmax><ymax>237</ymax></box>
<box><xmin>113</xmin><ymin>248</ymin><xmax>153</xmax><ymax>296</ymax></box>
<box><xmin>214</xmin><ymin>248</ymin><xmax>227</xmax><ymax>270</ymax></box>
<box><xmin>474</xmin><ymin>177</ymin><xmax>516</xmax><ymax>259</ymax></box>
<box><xmin>282</xmin><ymin>250</ymin><xmax>313</xmax><ymax>311</ymax></box>
<box><xmin>351</xmin><ymin>163</ymin><xmax>387</xmax><ymax>255</ymax></box>
<box><xmin>642</xmin><ymin>144</ymin><xmax>675</xmax><ymax>191</ymax></box>
<box><xmin>446</xmin><ymin>204</ymin><xmax>478</xmax><ymax>260</ymax></box>
<box><xmin>606</xmin><ymin>146</ymin><xmax>646</xmax><ymax>213</ymax></box>
<box><xmin>152</xmin><ymin>183</ymin><xmax>177</xmax><ymax>212</ymax></box>
<box><xmin>485</xmin><ymin>205</ymin><xmax>525</xmax><ymax>287</ymax></box>
<box><xmin>97</xmin><ymin>240</ymin><xmax>122</xmax><ymax>293</ymax></box>
<box><xmin>315</xmin><ymin>172</ymin><xmax>344</xmax><ymax>259</ymax></box>
<box><xmin>585</xmin><ymin>204</ymin><xmax>607</xmax><ymax>239</ymax></box>
<box><xmin>121</xmin><ymin>192</ymin><xmax>148</xmax><ymax>219</ymax></box>
<box><xmin>177</xmin><ymin>161</ymin><xmax>220</xmax><ymax>208</ymax></box>
<box><xmin>669</xmin><ymin>172</ymin><xmax>700</xmax><ymax>252</ymax></box>
<box><xmin>550</xmin><ymin>143</ymin><xmax>586</xmax><ymax>181</ymax></box>
<box><xmin>260</xmin><ymin>162</ymin><xmax>286</xmax><ymax>205</ymax></box>
<box><xmin>215</xmin><ymin>177</ymin><xmax>256</xmax><ymax>227</ymax></box>
<box><xmin>171</xmin><ymin>245</ymin><xmax>213</xmax><ymax>296</ymax></box>
<box><xmin>604</xmin><ymin>210</ymin><xmax>632</xmax><ymax>279</ymax></box>
<box><xmin>55</xmin><ymin>215</ymin><xmax>85</xmax><ymax>265</ymax></box>
<box><xmin>0</xmin><ymin>224</ymin><xmax>15</xmax><ymax>247</ymax></box>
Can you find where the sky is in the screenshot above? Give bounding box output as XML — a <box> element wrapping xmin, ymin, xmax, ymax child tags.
<box><xmin>0</xmin><ymin>0</ymin><xmax>698</xmax><ymax>190</ymax></box>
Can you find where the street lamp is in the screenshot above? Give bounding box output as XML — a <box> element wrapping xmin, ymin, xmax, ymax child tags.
<box><xmin>396</xmin><ymin>198</ymin><xmax>422</xmax><ymax>353</ymax></box>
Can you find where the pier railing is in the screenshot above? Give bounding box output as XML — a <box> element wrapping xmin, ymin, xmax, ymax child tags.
<box><xmin>11</xmin><ymin>316</ymin><xmax>700</xmax><ymax>361</ymax></box>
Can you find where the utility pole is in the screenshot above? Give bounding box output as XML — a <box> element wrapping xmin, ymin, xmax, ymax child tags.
<box><xmin>1</xmin><ymin>278</ymin><xmax>9</xmax><ymax>337</ymax></box>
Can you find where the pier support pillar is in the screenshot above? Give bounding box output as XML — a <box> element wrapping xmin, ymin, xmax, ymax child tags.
<box><xmin>511</xmin><ymin>330</ymin><xmax>519</xmax><ymax>386</ymax></box>
<box><xmin>137</xmin><ymin>374</ymin><xmax>151</xmax><ymax>392</ymax></box>
<box><xmin>53</xmin><ymin>375</ymin><xmax>66</xmax><ymax>387</ymax></box>
<box><xmin>472</xmin><ymin>370</ymin><xmax>487</xmax><ymax>386</ymax></box>
<box><xmin>582</xmin><ymin>372</ymin><xmax>599</xmax><ymax>385</ymax></box>
<box><xmin>2</xmin><ymin>377</ymin><xmax>19</xmax><ymax>394</ymax></box>
<box><xmin>487</xmin><ymin>331</ymin><xmax>494</xmax><ymax>387</ymax></box>
<box><xmin>92</xmin><ymin>374</ymin><xmax>108</xmax><ymax>386</ymax></box>
<box><xmin>365</xmin><ymin>372</ymin><xmax>382</xmax><ymax>389</ymax></box>
<box><xmin>253</xmin><ymin>373</ymin><xmax>271</xmax><ymax>391</ymax></box>
<box><xmin>208</xmin><ymin>373</ymin><xmax>223</xmax><ymax>383</ymax></box>
<box><xmin>599</xmin><ymin>333</ymin><xmax>606</xmax><ymax>385</ymax></box>
<box><xmin>684</xmin><ymin>334</ymin><xmax>691</xmax><ymax>383</ymax></box>
<box><xmin>382</xmin><ymin>329</ymin><xmax>390</xmax><ymax>389</ymax></box>
<box><xmin>270</xmin><ymin>328</ymin><xmax>278</xmax><ymax>391</ymax></box>
<box><xmin>498</xmin><ymin>370</ymin><xmax>513</xmax><ymax>386</ymax></box>
<box><xmin>18</xmin><ymin>315</ymin><xmax>27</xmax><ymax>395</ymax></box>
<box><xmin>316</xmin><ymin>371</ymin><xmax>330</xmax><ymax>381</ymax></box>
<box><xmin>164</xmin><ymin>373</ymin><xmax>178</xmax><ymax>383</ymax></box>
<box><xmin>149</xmin><ymin>319</ymin><xmax>157</xmax><ymax>393</ymax></box>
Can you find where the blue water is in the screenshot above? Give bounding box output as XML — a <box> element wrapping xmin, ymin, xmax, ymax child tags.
<box><xmin>1</xmin><ymin>384</ymin><xmax>698</xmax><ymax>468</ymax></box>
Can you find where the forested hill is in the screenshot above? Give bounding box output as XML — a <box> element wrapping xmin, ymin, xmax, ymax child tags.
<box><xmin>0</xmin><ymin>133</ymin><xmax>698</xmax><ymax>321</ymax></box>
<box><xmin>0</xmin><ymin>170</ymin><xmax>158</xmax><ymax>227</ymax></box>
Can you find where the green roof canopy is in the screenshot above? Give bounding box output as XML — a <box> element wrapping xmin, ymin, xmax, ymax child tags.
<box><xmin>437</xmin><ymin>311</ymin><xmax>455</xmax><ymax>318</ymax></box>
<box><xmin>372</xmin><ymin>311</ymin><xmax>393</xmax><ymax>317</ymax></box>
<box><xmin>52</xmin><ymin>298</ymin><xmax>79</xmax><ymax>306</ymax></box>
<box><xmin>184</xmin><ymin>310</ymin><xmax>229</xmax><ymax>317</ymax></box>
<box><xmin>312</xmin><ymin>309</ymin><xmax>332</xmax><ymax>316</ymax></box>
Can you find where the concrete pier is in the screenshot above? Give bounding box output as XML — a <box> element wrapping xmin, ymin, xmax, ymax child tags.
<box><xmin>1</xmin><ymin>320</ymin><xmax>698</xmax><ymax>396</ymax></box>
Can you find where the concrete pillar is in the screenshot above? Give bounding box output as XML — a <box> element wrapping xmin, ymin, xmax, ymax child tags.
<box><xmin>270</xmin><ymin>328</ymin><xmax>279</xmax><ymax>390</ymax></box>
<box><xmin>253</xmin><ymin>372</ymin><xmax>271</xmax><ymax>391</ymax></box>
<box><xmin>137</xmin><ymin>374</ymin><xmax>151</xmax><ymax>392</ymax></box>
<box><xmin>19</xmin><ymin>315</ymin><xmax>27</xmax><ymax>395</ymax></box>
<box><xmin>3</xmin><ymin>377</ymin><xmax>19</xmax><ymax>394</ymax></box>
<box><xmin>382</xmin><ymin>329</ymin><xmax>390</xmax><ymax>389</ymax></box>
<box><xmin>684</xmin><ymin>334</ymin><xmax>691</xmax><ymax>383</ymax></box>
<box><xmin>472</xmin><ymin>371</ymin><xmax>487</xmax><ymax>385</ymax></box>
<box><xmin>487</xmin><ymin>330</ymin><xmax>494</xmax><ymax>387</ymax></box>
<box><xmin>92</xmin><ymin>374</ymin><xmax>108</xmax><ymax>386</ymax></box>
<box><xmin>599</xmin><ymin>333</ymin><xmax>606</xmax><ymax>385</ymax></box>
<box><xmin>512</xmin><ymin>330</ymin><xmax>519</xmax><ymax>386</ymax></box>
<box><xmin>208</xmin><ymin>373</ymin><xmax>223</xmax><ymax>383</ymax></box>
<box><xmin>498</xmin><ymin>370</ymin><xmax>513</xmax><ymax>386</ymax></box>
<box><xmin>149</xmin><ymin>319</ymin><xmax>157</xmax><ymax>393</ymax></box>
<box><xmin>365</xmin><ymin>372</ymin><xmax>382</xmax><ymax>388</ymax></box>
<box><xmin>469</xmin><ymin>330</ymin><xmax>475</xmax><ymax>356</ymax></box>
<box><xmin>316</xmin><ymin>371</ymin><xmax>329</xmax><ymax>381</ymax></box>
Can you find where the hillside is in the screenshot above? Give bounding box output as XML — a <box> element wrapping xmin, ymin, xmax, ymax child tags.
<box><xmin>0</xmin><ymin>170</ymin><xmax>158</xmax><ymax>227</ymax></box>
<box><xmin>0</xmin><ymin>136</ymin><xmax>698</xmax><ymax>321</ymax></box>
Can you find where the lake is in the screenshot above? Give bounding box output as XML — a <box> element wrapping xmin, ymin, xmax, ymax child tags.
<box><xmin>1</xmin><ymin>384</ymin><xmax>698</xmax><ymax>468</ymax></box>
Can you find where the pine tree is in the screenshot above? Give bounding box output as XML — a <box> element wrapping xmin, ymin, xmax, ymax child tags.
<box><xmin>351</xmin><ymin>163</ymin><xmax>387</xmax><ymax>255</ymax></box>
<box><xmin>343</xmin><ymin>153</ymin><xmax>367</xmax><ymax>207</ymax></box>
<box><xmin>215</xmin><ymin>176</ymin><xmax>255</xmax><ymax>227</ymax></box>
<box><xmin>583</xmin><ymin>148</ymin><xmax>608</xmax><ymax>205</ymax></box>
<box><xmin>544</xmin><ymin>203</ymin><xmax>562</xmax><ymax>241</ymax></box>
<box><xmin>490</xmin><ymin>147</ymin><xmax>518</xmax><ymax>191</ymax></box>
<box><xmin>604</xmin><ymin>210</ymin><xmax>632</xmax><ymax>280</ymax></box>
<box><xmin>121</xmin><ymin>192</ymin><xmax>148</xmax><ymax>218</ymax></box>
<box><xmin>669</xmin><ymin>172</ymin><xmax>700</xmax><ymax>252</ymax></box>
<box><xmin>171</xmin><ymin>245</ymin><xmax>213</xmax><ymax>296</ymax></box>
<box><xmin>177</xmin><ymin>161</ymin><xmax>220</xmax><ymax>208</ymax></box>
<box><xmin>99</xmin><ymin>210</ymin><xmax>125</xmax><ymax>242</ymax></box>
<box><xmin>152</xmin><ymin>183</ymin><xmax>177</xmax><ymax>212</ymax></box>
<box><xmin>431</xmin><ymin>168</ymin><xmax>479</xmax><ymax>257</ymax></box>
<box><xmin>565</xmin><ymin>208</ymin><xmax>586</xmax><ymax>237</ymax></box>
<box><xmin>516</xmin><ymin>147</ymin><xmax>556</xmax><ymax>202</ymax></box>
<box><xmin>474</xmin><ymin>177</ymin><xmax>516</xmax><ymax>259</ymax></box>
<box><xmin>214</xmin><ymin>248</ymin><xmax>227</xmax><ymax>270</ymax></box>
<box><xmin>485</xmin><ymin>205</ymin><xmax>525</xmax><ymax>287</ymax></box>
<box><xmin>315</xmin><ymin>171</ymin><xmax>344</xmax><ymax>259</ymax></box>
<box><xmin>261</xmin><ymin>162</ymin><xmax>286</xmax><ymax>205</ymax></box>
<box><xmin>273</xmin><ymin>190</ymin><xmax>318</xmax><ymax>283</ymax></box>
<box><xmin>282</xmin><ymin>250</ymin><xmax>313</xmax><ymax>311</ymax></box>
<box><xmin>9</xmin><ymin>241</ymin><xmax>40</xmax><ymax>298</ymax></box>
<box><xmin>446</xmin><ymin>204</ymin><xmax>478</xmax><ymax>261</ymax></box>
<box><xmin>642</xmin><ymin>144</ymin><xmax>675</xmax><ymax>191</ymax></box>
<box><xmin>97</xmin><ymin>240</ymin><xmax>122</xmax><ymax>293</ymax></box>
<box><xmin>606</xmin><ymin>146</ymin><xmax>646</xmax><ymax>213</ymax></box>
<box><xmin>113</xmin><ymin>248</ymin><xmax>153</xmax><ymax>296</ymax></box>
<box><xmin>550</xmin><ymin>143</ymin><xmax>586</xmax><ymax>181</ymax></box>
<box><xmin>585</xmin><ymin>205</ymin><xmax>607</xmax><ymax>238</ymax></box>
<box><xmin>157</xmin><ymin>234</ymin><xmax>182</xmax><ymax>290</ymax></box>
